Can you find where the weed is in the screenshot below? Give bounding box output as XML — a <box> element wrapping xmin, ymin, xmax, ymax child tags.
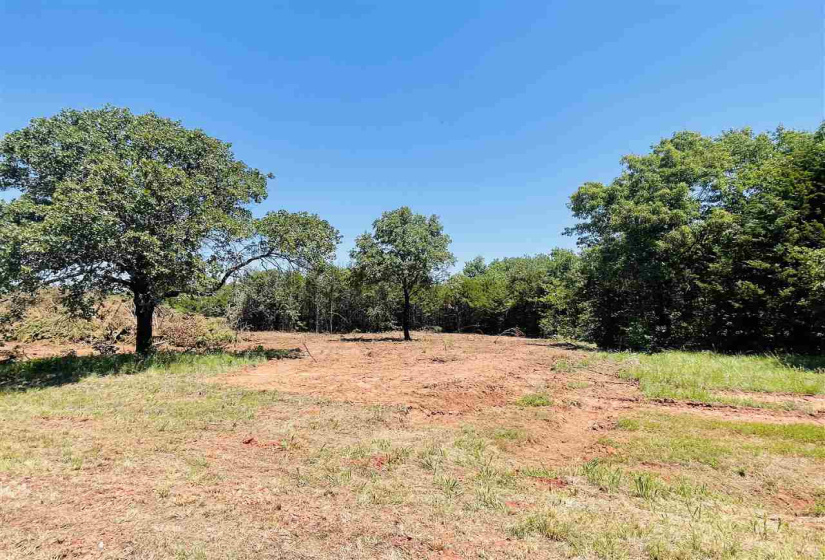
<box><xmin>808</xmin><ymin>498</ymin><xmax>825</xmax><ymax>517</ymax></box>
<box><xmin>632</xmin><ymin>472</ymin><xmax>662</xmax><ymax>501</ymax></box>
<box><xmin>474</xmin><ymin>485</ymin><xmax>504</xmax><ymax>510</ymax></box>
<box><xmin>580</xmin><ymin>459</ymin><xmax>624</xmax><ymax>493</ymax></box>
<box><xmin>387</xmin><ymin>446</ymin><xmax>412</xmax><ymax>466</ymax></box>
<box><xmin>515</xmin><ymin>393</ymin><xmax>553</xmax><ymax>407</ymax></box>
<box><xmin>418</xmin><ymin>443</ymin><xmax>446</xmax><ymax>472</ymax></box>
<box><xmin>435</xmin><ymin>475</ymin><xmax>462</xmax><ymax>499</ymax></box>
<box><xmin>508</xmin><ymin>511</ymin><xmax>572</xmax><ymax>542</ymax></box>
<box><xmin>519</xmin><ymin>466</ymin><xmax>559</xmax><ymax>479</ymax></box>
<box><xmin>567</xmin><ymin>381</ymin><xmax>590</xmax><ymax>389</ymax></box>
<box><xmin>454</xmin><ymin>427</ymin><xmax>487</xmax><ymax>459</ymax></box>
<box><xmin>491</xmin><ymin>427</ymin><xmax>530</xmax><ymax>448</ymax></box>
<box><xmin>553</xmin><ymin>359</ymin><xmax>578</xmax><ymax>373</ymax></box>
<box><xmin>616</xmin><ymin>418</ymin><xmax>640</xmax><ymax>431</ymax></box>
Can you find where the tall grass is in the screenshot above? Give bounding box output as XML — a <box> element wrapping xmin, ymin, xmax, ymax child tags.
<box><xmin>616</xmin><ymin>351</ymin><xmax>825</xmax><ymax>402</ymax></box>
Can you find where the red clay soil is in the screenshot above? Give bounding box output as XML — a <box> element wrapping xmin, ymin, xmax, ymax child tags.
<box><xmin>219</xmin><ymin>332</ymin><xmax>824</xmax><ymax>465</ymax></box>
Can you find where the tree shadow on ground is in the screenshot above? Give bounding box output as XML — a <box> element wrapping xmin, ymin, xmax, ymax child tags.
<box><xmin>339</xmin><ymin>336</ymin><xmax>408</xmax><ymax>343</ymax></box>
<box><xmin>0</xmin><ymin>347</ymin><xmax>299</xmax><ymax>393</ymax></box>
<box><xmin>526</xmin><ymin>341</ymin><xmax>600</xmax><ymax>352</ymax></box>
<box><xmin>773</xmin><ymin>354</ymin><xmax>825</xmax><ymax>372</ymax></box>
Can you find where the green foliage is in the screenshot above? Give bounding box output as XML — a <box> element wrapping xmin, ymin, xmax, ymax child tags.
<box><xmin>567</xmin><ymin>124</ymin><xmax>825</xmax><ymax>351</ymax></box>
<box><xmin>165</xmin><ymin>250</ymin><xmax>583</xmax><ymax>338</ymax></box>
<box><xmin>168</xmin><ymin>286</ymin><xmax>233</xmax><ymax>317</ymax></box>
<box><xmin>0</xmin><ymin>106</ymin><xmax>339</xmax><ymax>353</ymax></box>
<box><xmin>435</xmin><ymin>250</ymin><xmax>582</xmax><ymax>337</ymax></box>
<box><xmin>351</xmin><ymin>207</ymin><xmax>454</xmax><ymax>339</ymax></box>
<box><xmin>9</xmin><ymin>109</ymin><xmax>816</xmax><ymax>355</ymax></box>
<box><xmin>228</xmin><ymin>269</ymin><xmax>307</xmax><ymax>331</ymax></box>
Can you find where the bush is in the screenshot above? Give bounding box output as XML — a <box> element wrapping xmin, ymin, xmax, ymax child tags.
<box><xmin>154</xmin><ymin>308</ymin><xmax>236</xmax><ymax>351</ymax></box>
<box><xmin>4</xmin><ymin>291</ymin><xmax>132</xmax><ymax>343</ymax></box>
<box><xmin>3</xmin><ymin>290</ymin><xmax>237</xmax><ymax>352</ymax></box>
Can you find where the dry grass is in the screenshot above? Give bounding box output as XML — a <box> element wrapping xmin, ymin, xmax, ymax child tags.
<box><xmin>0</xmin><ymin>333</ymin><xmax>823</xmax><ymax>559</ymax></box>
<box><xmin>3</xmin><ymin>290</ymin><xmax>236</xmax><ymax>350</ymax></box>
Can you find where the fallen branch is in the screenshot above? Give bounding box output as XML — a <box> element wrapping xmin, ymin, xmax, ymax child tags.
<box><xmin>302</xmin><ymin>338</ymin><xmax>317</xmax><ymax>363</ymax></box>
<box><xmin>493</xmin><ymin>327</ymin><xmax>525</xmax><ymax>344</ymax></box>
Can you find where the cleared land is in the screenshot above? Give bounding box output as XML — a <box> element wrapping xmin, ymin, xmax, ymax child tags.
<box><xmin>1</xmin><ymin>333</ymin><xmax>824</xmax><ymax>559</ymax></box>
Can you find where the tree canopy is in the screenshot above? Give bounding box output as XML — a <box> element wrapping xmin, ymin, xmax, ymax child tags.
<box><xmin>0</xmin><ymin>106</ymin><xmax>340</xmax><ymax>353</ymax></box>
<box><xmin>567</xmin><ymin>124</ymin><xmax>825</xmax><ymax>351</ymax></box>
<box><xmin>351</xmin><ymin>207</ymin><xmax>454</xmax><ymax>340</ymax></box>
<box><xmin>2</xmin><ymin>112</ymin><xmax>821</xmax><ymax>354</ymax></box>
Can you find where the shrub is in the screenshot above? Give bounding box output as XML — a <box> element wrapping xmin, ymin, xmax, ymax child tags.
<box><xmin>3</xmin><ymin>290</ymin><xmax>237</xmax><ymax>352</ymax></box>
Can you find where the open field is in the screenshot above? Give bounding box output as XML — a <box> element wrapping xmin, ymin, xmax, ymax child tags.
<box><xmin>1</xmin><ymin>333</ymin><xmax>824</xmax><ymax>559</ymax></box>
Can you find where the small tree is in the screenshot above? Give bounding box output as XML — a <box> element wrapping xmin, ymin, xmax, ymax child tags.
<box><xmin>351</xmin><ymin>207</ymin><xmax>454</xmax><ymax>340</ymax></box>
<box><xmin>0</xmin><ymin>107</ymin><xmax>340</xmax><ymax>354</ymax></box>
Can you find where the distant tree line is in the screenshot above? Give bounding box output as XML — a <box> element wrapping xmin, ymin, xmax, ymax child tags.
<box><xmin>174</xmin><ymin>125</ymin><xmax>825</xmax><ymax>353</ymax></box>
<box><xmin>2</xmin><ymin>106</ymin><xmax>822</xmax><ymax>353</ymax></box>
<box><xmin>170</xmin><ymin>248</ymin><xmax>580</xmax><ymax>339</ymax></box>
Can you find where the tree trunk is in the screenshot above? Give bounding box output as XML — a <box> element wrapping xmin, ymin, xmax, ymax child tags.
<box><xmin>134</xmin><ymin>293</ymin><xmax>156</xmax><ymax>356</ymax></box>
<box><xmin>402</xmin><ymin>289</ymin><xmax>412</xmax><ymax>341</ymax></box>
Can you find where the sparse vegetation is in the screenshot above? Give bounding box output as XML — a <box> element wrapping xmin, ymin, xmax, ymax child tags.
<box><xmin>0</xmin><ymin>334</ymin><xmax>823</xmax><ymax>558</ymax></box>
<box><xmin>515</xmin><ymin>392</ymin><xmax>553</xmax><ymax>407</ymax></box>
<box><xmin>1</xmin><ymin>101</ymin><xmax>823</xmax><ymax>559</ymax></box>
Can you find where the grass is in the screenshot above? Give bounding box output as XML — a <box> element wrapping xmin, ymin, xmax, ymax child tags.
<box><xmin>3</xmin><ymin>338</ymin><xmax>825</xmax><ymax>559</ymax></box>
<box><xmin>507</xmin><ymin>510</ymin><xmax>572</xmax><ymax>541</ymax></box>
<box><xmin>0</xmin><ymin>347</ymin><xmax>297</xmax><ymax>392</ymax></box>
<box><xmin>607</xmin><ymin>413</ymin><xmax>825</xmax><ymax>469</ymax></box>
<box><xmin>515</xmin><ymin>392</ymin><xmax>553</xmax><ymax>407</ymax></box>
<box><xmin>0</xmin><ymin>349</ymin><xmax>298</xmax><ymax>476</ymax></box>
<box><xmin>611</xmin><ymin>351</ymin><xmax>825</xmax><ymax>404</ymax></box>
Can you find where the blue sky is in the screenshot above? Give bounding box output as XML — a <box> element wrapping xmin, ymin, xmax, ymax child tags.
<box><xmin>1</xmin><ymin>1</ymin><xmax>822</xmax><ymax>266</ymax></box>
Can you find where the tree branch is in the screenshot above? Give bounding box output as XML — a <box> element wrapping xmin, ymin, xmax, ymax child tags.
<box><xmin>161</xmin><ymin>250</ymin><xmax>303</xmax><ymax>299</ymax></box>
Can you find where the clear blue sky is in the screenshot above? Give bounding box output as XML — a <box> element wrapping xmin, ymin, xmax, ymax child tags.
<box><xmin>1</xmin><ymin>1</ymin><xmax>822</xmax><ymax>267</ymax></box>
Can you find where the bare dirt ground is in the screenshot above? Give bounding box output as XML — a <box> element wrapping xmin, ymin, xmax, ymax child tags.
<box><xmin>231</xmin><ymin>331</ymin><xmax>824</xmax><ymax>423</ymax></box>
<box><xmin>225</xmin><ymin>332</ymin><xmax>624</xmax><ymax>464</ymax></box>
<box><xmin>2</xmin><ymin>332</ymin><xmax>824</xmax><ymax>559</ymax></box>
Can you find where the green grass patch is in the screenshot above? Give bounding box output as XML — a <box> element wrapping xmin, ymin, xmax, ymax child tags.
<box><xmin>614</xmin><ymin>351</ymin><xmax>825</xmax><ymax>403</ymax></box>
<box><xmin>507</xmin><ymin>511</ymin><xmax>572</xmax><ymax>541</ymax></box>
<box><xmin>566</xmin><ymin>381</ymin><xmax>590</xmax><ymax>389</ymax></box>
<box><xmin>808</xmin><ymin>497</ymin><xmax>825</xmax><ymax>517</ymax></box>
<box><xmin>515</xmin><ymin>393</ymin><xmax>553</xmax><ymax>407</ymax></box>
<box><xmin>0</xmin><ymin>347</ymin><xmax>297</xmax><ymax>392</ymax></box>
<box><xmin>0</xmin><ymin>349</ymin><xmax>295</xmax><ymax>474</ymax></box>
<box><xmin>607</xmin><ymin>413</ymin><xmax>825</xmax><ymax>470</ymax></box>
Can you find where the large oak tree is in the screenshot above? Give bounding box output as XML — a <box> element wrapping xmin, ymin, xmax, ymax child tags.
<box><xmin>0</xmin><ymin>107</ymin><xmax>339</xmax><ymax>354</ymax></box>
